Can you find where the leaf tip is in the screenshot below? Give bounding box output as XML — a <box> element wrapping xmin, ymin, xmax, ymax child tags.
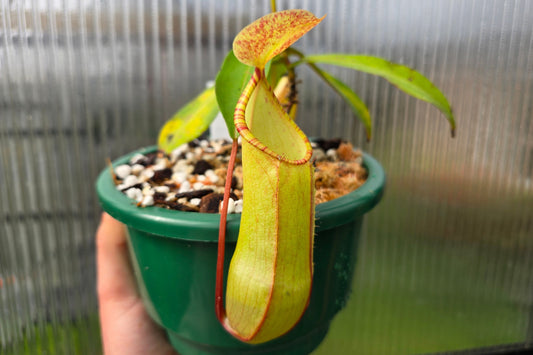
<box><xmin>447</xmin><ymin>107</ymin><xmax>456</xmax><ymax>138</ymax></box>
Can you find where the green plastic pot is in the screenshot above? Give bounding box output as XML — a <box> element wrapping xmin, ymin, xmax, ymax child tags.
<box><xmin>96</xmin><ymin>145</ymin><xmax>385</xmax><ymax>355</ymax></box>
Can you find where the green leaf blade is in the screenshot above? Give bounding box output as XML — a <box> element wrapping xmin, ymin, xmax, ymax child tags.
<box><xmin>215</xmin><ymin>50</ymin><xmax>255</xmax><ymax>139</ymax></box>
<box><xmin>307</xmin><ymin>64</ymin><xmax>372</xmax><ymax>140</ymax></box>
<box><xmin>157</xmin><ymin>86</ymin><xmax>219</xmax><ymax>153</ymax></box>
<box><xmin>267</xmin><ymin>55</ymin><xmax>290</xmax><ymax>89</ymax></box>
<box><xmin>304</xmin><ymin>54</ymin><xmax>456</xmax><ymax>136</ymax></box>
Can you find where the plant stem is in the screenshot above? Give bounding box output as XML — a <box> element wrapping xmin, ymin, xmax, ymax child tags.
<box><xmin>269</xmin><ymin>1</ymin><xmax>298</xmax><ymax>117</ymax></box>
<box><xmin>286</xmin><ymin>47</ymin><xmax>305</xmax><ymax>63</ymax></box>
<box><xmin>270</xmin><ymin>0</ymin><xmax>277</xmax><ymax>12</ymax></box>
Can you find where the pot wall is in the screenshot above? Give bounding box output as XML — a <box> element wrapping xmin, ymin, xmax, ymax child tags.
<box><xmin>126</xmin><ymin>216</ymin><xmax>363</xmax><ymax>354</ymax></box>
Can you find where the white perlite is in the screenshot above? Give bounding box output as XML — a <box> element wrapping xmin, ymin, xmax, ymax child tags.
<box><xmin>141</xmin><ymin>195</ymin><xmax>154</xmax><ymax>207</ymax></box>
<box><xmin>113</xmin><ymin>138</ymin><xmax>366</xmax><ymax>213</ymax></box>
<box><xmin>126</xmin><ymin>188</ymin><xmax>143</xmax><ymax>202</ymax></box>
<box><xmin>114</xmin><ymin>164</ymin><xmax>132</xmax><ymax>179</ymax></box>
<box><xmin>220</xmin><ymin>198</ymin><xmax>236</xmax><ymax>214</ymax></box>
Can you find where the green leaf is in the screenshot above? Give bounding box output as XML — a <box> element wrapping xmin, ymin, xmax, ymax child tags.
<box><xmin>215</xmin><ymin>50</ymin><xmax>255</xmax><ymax>139</ymax></box>
<box><xmin>303</xmin><ymin>54</ymin><xmax>456</xmax><ymax>136</ymax></box>
<box><xmin>307</xmin><ymin>63</ymin><xmax>372</xmax><ymax>140</ymax></box>
<box><xmin>157</xmin><ymin>86</ymin><xmax>218</xmax><ymax>153</ymax></box>
<box><xmin>267</xmin><ymin>55</ymin><xmax>289</xmax><ymax>88</ymax></box>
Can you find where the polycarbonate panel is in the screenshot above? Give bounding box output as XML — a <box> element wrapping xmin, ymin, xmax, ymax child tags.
<box><xmin>1</xmin><ymin>1</ymin><xmax>532</xmax><ymax>354</ymax></box>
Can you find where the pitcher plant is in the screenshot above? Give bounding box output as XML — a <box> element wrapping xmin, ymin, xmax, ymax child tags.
<box><xmin>156</xmin><ymin>6</ymin><xmax>455</xmax><ymax>345</ymax></box>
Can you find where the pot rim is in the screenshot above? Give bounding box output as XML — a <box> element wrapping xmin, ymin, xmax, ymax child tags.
<box><xmin>95</xmin><ymin>145</ymin><xmax>385</xmax><ymax>242</ymax></box>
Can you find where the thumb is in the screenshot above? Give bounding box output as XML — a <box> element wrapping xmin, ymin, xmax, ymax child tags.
<box><xmin>96</xmin><ymin>213</ymin><xmax>139</xmax><ymax>309</ymax></box>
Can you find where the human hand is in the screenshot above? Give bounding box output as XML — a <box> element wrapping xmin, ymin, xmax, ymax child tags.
<box><xmin>96</xmin><ymin>213</ymin><xmax>178</xmax><ymax>355</ymax></box>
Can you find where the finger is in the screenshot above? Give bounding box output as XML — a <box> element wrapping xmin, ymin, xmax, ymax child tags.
<box><xmin>96</xmin><ymin>212</ymin><xmax>138</xmax><ymax>306</ymax></box>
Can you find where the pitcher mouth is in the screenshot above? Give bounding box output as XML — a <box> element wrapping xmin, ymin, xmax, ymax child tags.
<box><xmin>234</xmin><ymin>68</ymin><xmax>313</xmax><ymax>166</ymax></box>
<box><xmin>237</xmin><ymin>132</ymin><xmax>313</xmax><ymax>166</ymax></box>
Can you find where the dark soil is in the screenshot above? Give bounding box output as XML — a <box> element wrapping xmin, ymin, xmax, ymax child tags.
<box><xmin>113</xmin><ymin>138</ymin><xmax>367</xmax><ymax>213</ymax></box>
